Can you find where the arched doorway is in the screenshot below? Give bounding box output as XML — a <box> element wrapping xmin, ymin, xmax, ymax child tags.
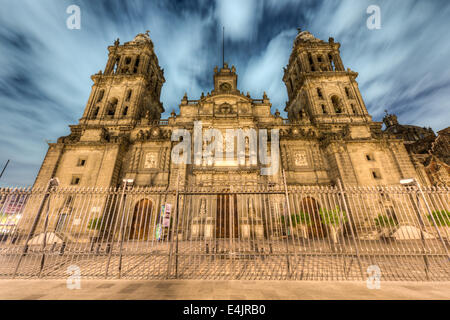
<box><xmin>299</xmin><ymin>197</ymin><xmax>325</xmax><ymax>238</ymax></box>
<box><xmin>130</xmin><ymin>199</ymin><xmax>153</xmax><ymax>240</ymax></box>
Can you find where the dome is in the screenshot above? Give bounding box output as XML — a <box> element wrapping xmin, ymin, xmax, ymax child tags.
<box><xmin>296</xmin><ymin>31</ymin><xmax>321</xmax><ymax>42</ymax></box>
<box><xmin>294</xmin><ymin>30</ymin><xmax>323</xmax><ymax>45</ymax></box>
<box><xmin>129</xmin><ymin>31</ymin><xmax>153</xmax><ymax>45</ymax></box>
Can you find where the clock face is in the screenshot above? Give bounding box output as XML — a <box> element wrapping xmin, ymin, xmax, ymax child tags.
<box><xmin>220</xmin><ymin>82</ymin><xmax>232</xmax><ymax>91</ymax></box>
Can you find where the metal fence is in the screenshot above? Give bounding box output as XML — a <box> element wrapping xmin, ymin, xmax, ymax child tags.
<box><xmin>0</xmin><ymin>179</ymin><xmax>449</xmax><ymax>281</ymax></box>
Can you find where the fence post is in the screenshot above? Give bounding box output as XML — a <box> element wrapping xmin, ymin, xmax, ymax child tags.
<box><xmin>282</xmin><ymin>170</ymin><xmax>295</xmax><ymax>278</ymax></box>
<box><xmin>167</xmin><ymin>172</ymin><xmax>180</xmax><ymax>279</ymax></box>
<box><xmin>337</xmin><ymin>179</ymin><xmax>365</xmax><ymax>280</ymax></box>
<box><xmin>104</xmin><ymin>180</ymin><xmax>128</xmax><ymax>278</ymax></box>
<box><xmin>13</xmin><ymin>178</ymin><xmax>58</xmax><ymax>278</ymax></box>
<box><xmin>38</xmin><ymin>195</ymin><xmax>53</xmax><ymax>278</ymax></box>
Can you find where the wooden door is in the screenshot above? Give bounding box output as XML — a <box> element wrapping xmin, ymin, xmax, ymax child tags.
<box><xmin>216</xmin><ymin>194</ymin><xmax>238</xmax><ymax>238</ymax></box>
<box><xmin>130</xmin><ymin>199</ymin><xmax>153</xmax><ymax>240</ymax></box>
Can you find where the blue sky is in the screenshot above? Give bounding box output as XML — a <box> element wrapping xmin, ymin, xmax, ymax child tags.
<box><xmin>0</xmin><ymin>0</ymin><xmax>449</xmax><ymax>187</ymax></box>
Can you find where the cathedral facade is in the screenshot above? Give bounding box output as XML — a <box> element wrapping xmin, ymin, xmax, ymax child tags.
<box><xmin>33</xmin><ymin>30</ymin><xmax>435</xmax><ymax>191</ymax></box>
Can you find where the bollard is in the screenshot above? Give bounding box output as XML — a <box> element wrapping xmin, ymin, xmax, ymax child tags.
<box><xmin>22</xmin><ymin>244</ymin><xmax>29</xmax><ymax>256</ymax></box>
<box><xmin>59</xmin><ymin>242</ymin><xmax>66</xmax><ymax>256</ymax></box>
<box><xmin>11</xmin><ymin>233</ymin><xmax>18</xmax><ymax>245</ymax></box>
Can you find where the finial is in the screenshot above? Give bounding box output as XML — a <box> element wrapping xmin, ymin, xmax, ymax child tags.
<box><xmin>114</xmin><ymin>38</ymin><xmax>120</xmax><ymax>46</ymax></box>
<box><xmin>201</xmin><ymin>92</ymin><xmax>204</xmax><ymax>98</ymax></box>
<box><xmin>297</xmin><ymin>27</ymin><xmax>302</xmax><ymax>33</ymax></box>
<box><xmin>145</xmin><ymin>30</ymin><xmax>150</xmax><ymax>36</ymax></box>
<box><xmin>263</xmin><ymin>91</ymin><xmax>268</xmax><ymax>100</ymax></box>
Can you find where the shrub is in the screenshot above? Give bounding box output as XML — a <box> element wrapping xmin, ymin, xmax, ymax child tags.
<box><xmin>281</xmin><ymin>212</ymin><xmax>311</xmax><ymax>227</ymax></box>
<box><xmin>87</xmin><ymin>217</ymin><xmax>106</xmax><ymax>231</ymax></box>
<box><xmin>374</xmin><ymin>214</ymin><xmax>398</xmax><ymax>229</ymax></box>
<box><xmin>319</xmin><ymin>207</ymin><xmax>348</xmax><ymax>226</ymax></box>
<box><xmin>428</xmin><ymin>210</ymin><xmax>450</xmax><ymax>227</ymax></box>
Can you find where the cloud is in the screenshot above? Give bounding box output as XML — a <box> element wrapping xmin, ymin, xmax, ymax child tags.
<box><xmin>215</xmin><ymin>0</ymin><xmax>263</xmax><ymax>41</ymax></box>
<box><xmin>240</xmin><ymin>29</ymin><xmax>297</xmax><ymax>108</ymax></box>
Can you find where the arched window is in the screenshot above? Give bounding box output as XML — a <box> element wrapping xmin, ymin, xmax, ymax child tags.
<box><xmin>321</xmin><ymin>104</ymin><xmax>327</xmax><ymax>114</ymax></box>
<box><xmin>122</xmin><ymin>106</ymin><xmax>128</xmax><ymax>116</ymax></box>
<box><xmin>345</xmin><ymin>87</ymin><xmax>352</xmax><ymax>99</ymax></box>
<box><xmin>113</xmin><ymin>57</ymin><xmax>120</xmax><ymax>74</ymax></box>
<box><xmin>122</xmin><ymin>57</ymin><xmax>132</xmax><ymax>73</ymax></box>
<box><xmin>96</xmin><ymin>89</ymin><xmax>104</xmax><ymax>102</ymax></box>
<box><xmin>328</xmin><ymin>53</ymin><xmax>335</xmax><ymax>70</ymax></box>
<box><xmin>133</xmin><ymin>56</ymin><xmax>140</xmax><ymax>73</ymax></box>
<box><xmin>351</xmin><ymin>104</ymin><xmax>357</xmax><ymax>114</ymax></box>
<box><xmin>317</xmin><ymin>88</ymin><xmax>324</xmax><ymax>99</ymax></box>
<box><xmin>92</xmin><ymin>106</ymin><xmax>100</xmax><ymax>119</ymax></box>
<box><xmin>331</xmin><ymin>95</ymin><xmax>343</xmax><ymax>114</ymax></box>
<box><xmin>125</xmin><ymin>89</ymin><xmax>132</xmax><ymax>102</ymax></box>
<box><xmin>308</xmin><ymin>53</ymin><xmax>315</xmax><ymax>71</ymax></box>
<box><xmin>106</xmin><ymin>98</ymin><xmax>118</xmax><ymax>117</ymax></box>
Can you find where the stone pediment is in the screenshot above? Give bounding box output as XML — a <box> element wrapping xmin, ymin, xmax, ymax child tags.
<box><xmin>214</xmin><ymin>102</ymin><xmax>237</xmax><ymax>117</ymax></box>
<box><xmin>203</xmin><ymin>91</ymin><xmax>251</xmax><ymax>104</ymax></box>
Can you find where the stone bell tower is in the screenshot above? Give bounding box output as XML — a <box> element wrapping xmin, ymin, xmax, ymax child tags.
<box><xmin>283</xmin><ymin>29</ymin><xmax>372</xmax><ymax>124</ymax></box>
<box><xmin>80</xmin><ymin>31</ymin><xmax>165</xmax><ymax>124</ymax></box>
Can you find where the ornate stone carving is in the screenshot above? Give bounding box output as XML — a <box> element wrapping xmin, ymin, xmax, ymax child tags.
<box><xmin>143</xmin><ymin>152</ymin><xmax>158</xmax><ymax>169</ymax></box>
<box><xmin>293</xmin><ymin>151</ymin><xmax>308</xmax><ymax>167</ymax></box>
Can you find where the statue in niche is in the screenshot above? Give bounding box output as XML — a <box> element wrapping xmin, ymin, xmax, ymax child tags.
<box><xmin>137</xmin><ymin>130</ymin><xmax>145</xmax><ymax>141</ymax></box>
<box><xmin>199</xmin><ymin>199</ymin><xmax>207</xmax><ymax>216</ymax></box>
<box><xmin>248</xmin><ymin>198</ymin><xmax>256</xmax><ymax>218</ymax></box>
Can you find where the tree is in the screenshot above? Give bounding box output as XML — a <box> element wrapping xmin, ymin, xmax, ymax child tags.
<box><xmin>319</xmin><ymin>206</ymin><xmax>348</xmax><ymax>226</ymax></box>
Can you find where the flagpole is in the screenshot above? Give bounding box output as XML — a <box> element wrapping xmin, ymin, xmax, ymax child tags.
<box><xmin>0</xmin><ymin>159</ymin><xmax>9</xmax><ymax>180</ymax></box>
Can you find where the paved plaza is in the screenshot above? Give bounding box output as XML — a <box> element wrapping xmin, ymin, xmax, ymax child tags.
<box><xmin>0</xmin><ymin>279</ymin><xmax>448</xmax><ymax>300</ymax></box>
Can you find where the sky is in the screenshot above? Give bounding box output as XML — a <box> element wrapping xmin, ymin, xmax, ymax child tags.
<box><xmin>0</xmin><ymin>0</ymin><xmax>449</xmax><ymax>187</ymax></box>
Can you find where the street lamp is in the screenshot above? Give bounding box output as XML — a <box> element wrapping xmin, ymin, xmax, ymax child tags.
<box><xmin>123</xmin><ymin>179</ymin><xmax>134</xmax><ymax>187</ymax></box>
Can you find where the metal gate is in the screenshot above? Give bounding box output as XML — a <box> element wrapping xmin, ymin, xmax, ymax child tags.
<box><xmin>0</xmin><ymin>180</ymin><xmax>449</xmax><ymax>281</ymax></box>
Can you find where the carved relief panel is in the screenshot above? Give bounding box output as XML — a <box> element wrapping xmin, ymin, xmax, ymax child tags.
<box><xmin>289</xmin><ymin>149</ymin><xmax>311</xmax><ymax>170</ymax></box>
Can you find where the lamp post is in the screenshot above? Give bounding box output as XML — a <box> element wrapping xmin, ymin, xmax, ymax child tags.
<box><xmin>117</xmin><ymin>179</ymin><xmax>134</xmax><ymax>278</ymax></box>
